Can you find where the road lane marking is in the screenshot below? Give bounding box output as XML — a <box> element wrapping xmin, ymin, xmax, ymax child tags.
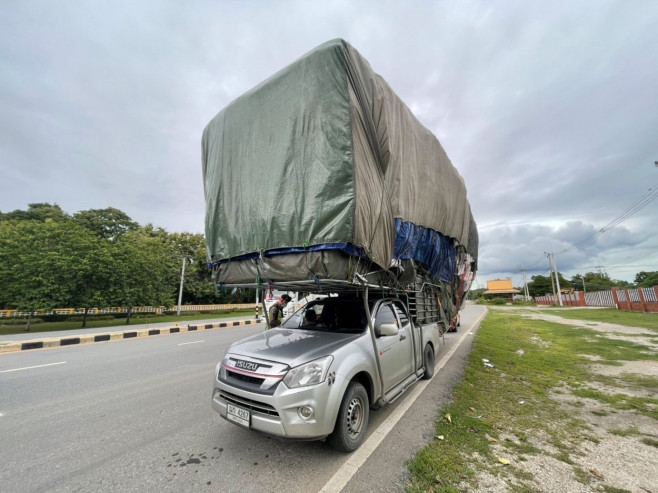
<box><xmin>320</xmin><ymin>308</ymin><xmax>487</xmax><ymax>493</ymax></box>
<box><xmin>0</xmin><ymin>361</ymin><xmax>68</xmax><ymax>373</ymax></box>
<box><xmin>177</xmin><ymin>340</ymin><xmax>204</xmax><ymax>346</ymax></box>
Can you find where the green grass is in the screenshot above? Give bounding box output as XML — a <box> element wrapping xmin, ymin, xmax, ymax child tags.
<box><xmin>602</xmin><ymin>487</ymin><xmax>633</xmax><ymax>493</ymax></box>
<box><xmin>609</xmin><ymin>426</ymin><xmax>640</xmax><ymax>437</ymax></box>
<box><xmin>570</xmin><ymin>388</ymin><xmax>658</xmax><ymax>420</ymax></box>
<box><xmin>406</xmin><ymin>309</ymin><xmax>658</xmax><ymax>492</ymax></box>
<box><xmin>0</xmin><ymin>309</ymin><xmax>255</xmax><ymax>335</ymax></box>
<box><xmin>538</xmin><ymin>308</ymin><xmax>658</xmax><ymax>331</ymax></box>
<box><xmin>641</xmin><ymin>437</ymin><xmax>658</xmax><ymax>448</ymax></box>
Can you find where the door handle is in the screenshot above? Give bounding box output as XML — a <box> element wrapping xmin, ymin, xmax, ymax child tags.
<box><xmin>399</xmin><ymin>335</ymin><xmax>406</xmax><ymax>341</ymax></box>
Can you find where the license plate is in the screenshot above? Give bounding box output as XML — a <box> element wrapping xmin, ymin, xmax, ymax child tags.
<box><xmin>226</xmin><ymin>403</ymin><xmax>250</xmax><ymax>428</ymax></box>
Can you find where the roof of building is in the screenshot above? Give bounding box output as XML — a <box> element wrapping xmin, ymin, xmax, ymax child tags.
<box><xmin>483</xmin><ymin>279</ymin><xmax>520</xmax><ymax>294</ymax></box>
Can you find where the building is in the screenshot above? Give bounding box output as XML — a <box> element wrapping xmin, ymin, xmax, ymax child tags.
<box><xmin>483</xmin><ymin>279</ymin><xmax>520</xmax><ymax>300</ymax></box>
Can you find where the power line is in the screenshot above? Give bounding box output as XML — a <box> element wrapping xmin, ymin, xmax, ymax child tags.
<box><xmin>520</xmin><ymin>183</ymin><xmax>658</xmax><ymax>274</ymax></box>
<box><xmin>570</xmin><ymin>184</ymin><xmax>658</xmax><ymax>251</ymax></box>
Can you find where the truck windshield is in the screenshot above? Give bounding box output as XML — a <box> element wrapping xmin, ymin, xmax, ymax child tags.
<box><xmin>280</xmin><ymin>298</ymin><xmax>368</xmax><ymax>334</ymax></box>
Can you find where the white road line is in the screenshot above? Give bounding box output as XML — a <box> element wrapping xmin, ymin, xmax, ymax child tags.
<box><xmin>177</xmin><ymin>340</ymin><xmax>204</xmax><ymax>346</ymax></box>
<box><xmin>0</xmin><ymin>412</ymin><xmax>4</xmax><ymax>417</ymax></box>
<box><xmin>0</xmin><ymin>361</ymin><xmax>68</xmax><ymax>374</ymax></box>
<box><xmin>320</xmin><ymin>308</ymin><xmax>488</xmax><ymax>493</ymax></box>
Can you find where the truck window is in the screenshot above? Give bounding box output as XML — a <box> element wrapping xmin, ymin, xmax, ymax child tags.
<box><xmin>392</xmin><ymin>301</ymin><xmax>409</xmax><ymax>326</ymax></box>
<box><xmin>374</xmin><ymin>304</ymin><xmax>398</xmax><ymax>337</ymax></box>
<box><xmin>281</xmin><ymin>298</ymin><xmax>366</xmax><ymax>333</ymax></box>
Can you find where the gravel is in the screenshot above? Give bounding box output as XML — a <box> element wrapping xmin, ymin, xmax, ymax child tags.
<box><xmin>461</xmin><ymin>311</ymin><xmax>658</xmax><ymax>493</ymax></box>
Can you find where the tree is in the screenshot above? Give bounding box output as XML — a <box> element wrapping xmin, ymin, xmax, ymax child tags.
<box><xmin>634</xmin><ymin>271</ymin><xmax>658</xmax><ymax>288</ymax></box>
<box><xmin>66</xmin><ymin>231</ymin><xmax>115</xmax><ymax>328</ymax></box>
<box><xmin>527</xmin><ymin>275</ymin><xmax>553</xmax><ymax>297</ymax></box>
<box><xmin>0</xmin><ymin>219</ymin><xmax>84</xmax><ymax>330</ymax></box>
<box><xmin>0</xmin><ymin>203</ymin><xmax>70</xmax><ymax>223</ymax></box>
<box><xmin>570</xmin><ymin>272</ymin><xmax>633</xmax><ymax>291</ymax></box>
<box><xmin>164</xmin><ymin>232</ymin><xmax>222</xmax><ymax>305</ymax></box>
<box><xmin>109</xmin><ymin>230</ymin><xmax>178</xmax><ymax>324</ymax></box>
<box><xmin>467</xmin><ymin>288</ymin><xmax>486</xmax><ymax>300</ymax></box>
<box><xmin>72</xmin><ymin>207</ymin><xmax>138</xmax><ymax>241</ymax></box>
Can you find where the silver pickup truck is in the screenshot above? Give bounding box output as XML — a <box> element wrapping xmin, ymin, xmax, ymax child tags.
<box><xmin>212</xmin><ymin>294</ymin><xmax>440</xmax><ymax>452</ymax></box>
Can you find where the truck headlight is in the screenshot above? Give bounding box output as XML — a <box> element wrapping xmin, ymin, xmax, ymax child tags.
<box><xmin>283</xmin><ymin>356</ymin><xmax>333</xmax><ymax>389</ymax></box>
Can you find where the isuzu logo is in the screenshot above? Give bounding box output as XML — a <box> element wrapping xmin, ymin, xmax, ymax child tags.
<box><xmin>234</xmin><ymin>359</ymin><xmax>259</xmax><ymax>372</ymax></box>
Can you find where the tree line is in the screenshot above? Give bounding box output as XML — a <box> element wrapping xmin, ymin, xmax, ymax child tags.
<box><xmin>523</xmin><ymin>271</ymin><xmax>658</xmax><ymax>298</ymax></box>
<box><xmin>0</xmin><ymin>203</ymin><xmax>254</xmax><ymax>328</ymax></box>
<box><xmin>469</xmin><ymin>270</ymin><xmax>658</xmax><ymax>300</ymax></box>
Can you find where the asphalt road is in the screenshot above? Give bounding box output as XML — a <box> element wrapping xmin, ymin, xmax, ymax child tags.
<box><xmin>0</xmin><ymin>304</ymin><xmax>486</xmax><ymax>493</ymax></box>
<box><xmin>0</xmin><ymin>315</ymin><xmax>260</xmax><ymax>341</ymax></box>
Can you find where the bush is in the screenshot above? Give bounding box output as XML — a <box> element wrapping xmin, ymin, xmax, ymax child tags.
<box><xmin>42</xmin><ymin>314</ymin><xmax>70</xmax><ymax>322</ymax></box>
<box><xmin>492</xmin><ymin>297</ymin><xmax>507</xmax><ymax>305</ymax></box>
<box><xmin>0</xmin><ymin>317</ymin><xmax>43</xmax><ymax>326</ymax></box>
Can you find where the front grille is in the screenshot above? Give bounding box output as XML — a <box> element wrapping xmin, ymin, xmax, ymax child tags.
<box><xmin>226</xmin><ymin>370</ymin><xmax>264</xmax><ymax>385</ymax></box>
<box><xmin>219</xmin><ymin>390</ymin><xmax>279</xmax><ymax>417</ymax></box>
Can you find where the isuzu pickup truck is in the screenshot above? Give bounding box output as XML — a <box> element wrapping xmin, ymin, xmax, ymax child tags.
<box><xmin>212</xmin><ymin>293</ymin><xmax>439</xmax><ymax>452</ymax></box>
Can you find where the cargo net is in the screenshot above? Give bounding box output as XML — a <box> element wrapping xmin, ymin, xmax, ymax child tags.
<box><xmin>404</xmin><ymin>250</ymin><xmax>475</xmax><ymax>333</ymax></box>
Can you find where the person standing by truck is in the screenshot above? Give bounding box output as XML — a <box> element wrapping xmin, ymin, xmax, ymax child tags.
<box><xmin>268</xmin><ymin>294</ymin><xmax>292</xmax><ymax>327</ymax></box>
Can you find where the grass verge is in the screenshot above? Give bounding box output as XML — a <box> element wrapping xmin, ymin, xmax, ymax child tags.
<box><xmin>537</xmin><ymin>308</ymin><xmax>658</xmax><ymax>331</ymax></box>
<box><xmin>406</xmin><ymin>309</ymin><xmax>657</xmax><ymax>492</ymax></box>
<box><xmin>0</xmin><ymin>309</ymin><xmax>255</xmax><ymax>336</ymax></box>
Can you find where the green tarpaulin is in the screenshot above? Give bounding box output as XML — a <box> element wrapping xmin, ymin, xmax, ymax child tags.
<box><xmin>202</xmin><ymin>39</ymin><xmax>477</xmax><ymax>285</ymax></box>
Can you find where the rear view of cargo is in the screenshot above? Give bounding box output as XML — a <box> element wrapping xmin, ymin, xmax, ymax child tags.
<box><xmin>202</xmin><ymin>38</ymin><xmax>477</xmax><ymax>327</ymax></box>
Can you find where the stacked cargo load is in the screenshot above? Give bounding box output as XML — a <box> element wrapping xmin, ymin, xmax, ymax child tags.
<box><xmin>202</xmin><ymin>39</ymin><xmax>477</xmax><ymax>327</ymax></box>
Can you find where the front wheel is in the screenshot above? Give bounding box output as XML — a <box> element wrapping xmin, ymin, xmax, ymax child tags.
<box><xmin>328</xmin><ymin>382</ymin><xmax>369</xmax><ymax>452</ymax></box>
<box><xmin>422</xmin><ymin>343</ymin><xmax>435</xmax><ymax>380</ymax></box>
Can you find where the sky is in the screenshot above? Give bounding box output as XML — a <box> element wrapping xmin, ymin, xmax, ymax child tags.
<box><xmin>1</xmin><ymin>0</ymin><xmax>657</xmax><ymax>288</ymax></box>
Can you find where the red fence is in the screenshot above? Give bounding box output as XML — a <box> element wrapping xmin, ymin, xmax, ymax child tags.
<box><xmin>534</xmin><ymin>286</ymin><xmax>658</xmax><ymax>313</ymax></box>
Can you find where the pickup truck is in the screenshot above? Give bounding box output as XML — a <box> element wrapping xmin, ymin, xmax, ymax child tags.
<box><xmin>212</xmin><ymin>293</ymin><xmax>440</xmax><ymax>452</ymax></box>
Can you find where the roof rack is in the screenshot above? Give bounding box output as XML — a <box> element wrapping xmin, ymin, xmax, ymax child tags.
<box><xmin>218</xmin><ymin>278</ymin><xmax>404</xmax><ymax>296</ymax></box>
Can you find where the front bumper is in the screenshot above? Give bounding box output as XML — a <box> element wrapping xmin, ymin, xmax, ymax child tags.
<box><xmin>212</xmin><ymin>376</ymin><xmax>341</xmax><ymax>439</ymax></box>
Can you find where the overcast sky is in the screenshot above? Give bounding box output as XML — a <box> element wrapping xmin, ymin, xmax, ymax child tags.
<box><xmin>1</xmin><ymin>1</ymin><xmax>657</xmax><ymax>287</ymax></box>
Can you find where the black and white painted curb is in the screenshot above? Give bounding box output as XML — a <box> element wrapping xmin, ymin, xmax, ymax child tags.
<box><xmin>0</xmin><ymin>318</ymin><xmax>264</xmax><ymax>354</ymax></box>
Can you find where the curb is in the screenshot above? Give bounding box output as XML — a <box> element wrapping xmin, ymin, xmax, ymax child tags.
<box><xmin>0</xmin><ymin>318</ymin><xmax>263</xmax><ymax>354</ymax></box>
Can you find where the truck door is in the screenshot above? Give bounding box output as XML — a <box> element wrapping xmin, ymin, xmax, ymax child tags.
<box><xmin>393</xmin><ymin>300</ymin><xmax>418</xmax><ymax>369</ymax></box>
<box><xmin>374</xmin><ymin>303</ymin><xmax>414</xmax><ymax>392</ymax></box>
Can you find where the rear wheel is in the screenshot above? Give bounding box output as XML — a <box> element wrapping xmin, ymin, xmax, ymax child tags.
<box><xmin>422</xmin><ymin>343</ymin><xmax>435</xmax><ymax>380</ymax></box>
<box><xmin>328</xmin><ymin>382</ymin><xmax>369</xmax><ymax>452</ymax></box>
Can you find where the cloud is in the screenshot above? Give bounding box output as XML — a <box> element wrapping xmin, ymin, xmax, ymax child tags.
<box><xmin>1</xmin><ymin>0</ymin><xmax>657</xmax><ymax>283</ymax></box>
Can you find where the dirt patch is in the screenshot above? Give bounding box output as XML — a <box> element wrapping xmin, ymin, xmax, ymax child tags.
<box><xmin>461</xmin><ymin>315</ymin><xmax>658</xmax><ymax>493</ymax></box>
<box><xmin>519</xmin><ymin>311</ymin><xmax>658</xmax><ymax>352</ymax></box>
<box><xmin>463</xmin><ymin>392</ymin><xmax>658</xmax><ymax>493</ymax></box>
<box><xmin>591</xmin><ymin>360</ymin><xmax>658</xmax><ymax>378</ymax></box>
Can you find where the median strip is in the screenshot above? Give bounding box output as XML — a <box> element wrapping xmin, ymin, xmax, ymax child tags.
<box><xmin>0</xmin><ymin>318</ymin><xmax>263</xmax><ymax>354</ymax></box>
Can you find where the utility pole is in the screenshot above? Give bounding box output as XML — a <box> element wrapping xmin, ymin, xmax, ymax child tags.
<box><xmin>520</xmin><ymin>269</ymin><xmax>530</xmax><ymax>300</ymax></box>
<box><xmin>177</xmin><ymin>257</ymin><xmax>188</xmax><ymax>316</ymax></box>
<box><xmin>545</xmin><ymin>252</ymin><xmax>563</xmax><ymax>306</ymax></box>
<box><xmin>545</xmin><ymin>253</ymin><xmax>557</xmax><ymax>303</ymax></box>
<box><xmin>551</xmin><ymin>253</ymin><xmax>563</xmax><ymax>306</ymax></box>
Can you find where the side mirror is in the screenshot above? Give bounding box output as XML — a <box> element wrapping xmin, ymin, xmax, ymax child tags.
<box><xmin>379</xmin><ymin>323</ymin><xmax>399</xmax><ymax>337</ymax></box>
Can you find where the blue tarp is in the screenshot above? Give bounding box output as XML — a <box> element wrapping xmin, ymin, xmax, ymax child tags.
<box><xmin>210</xmin><ymin>220</ymin><xmax>456</xmax><ymax>284</ymax></box>
<box><xmin>393</xmin><ymin>219</ymin><xmax>457</xmax><ymax>283</ymax></box>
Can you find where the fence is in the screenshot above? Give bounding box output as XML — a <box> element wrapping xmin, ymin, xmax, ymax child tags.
<box><xmin>0</xmin><ymin>304</ymin><xmax>255</xmax><ymax>319</ymax></box>
<box><xmin>534</xmin><ymin>286</ymin><xmax>658</xmax><ymax>313</ymax></box>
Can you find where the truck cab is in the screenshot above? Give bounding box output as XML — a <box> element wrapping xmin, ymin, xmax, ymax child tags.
<box><xmin>212</xmin><ymin>294</ymin><xmax>439</xmax><ymax>452</ymax></box>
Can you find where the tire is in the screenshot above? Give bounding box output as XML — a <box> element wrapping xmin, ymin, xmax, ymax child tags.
<box><xmin>422</xmin><ymin>343</ymin><xmax>435</xmax><ymax>380</ymax></box>
<box><xmin>328</xmin><ymin>382</ymin><xmax>369</xmax><ymax>452</ymax></box>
